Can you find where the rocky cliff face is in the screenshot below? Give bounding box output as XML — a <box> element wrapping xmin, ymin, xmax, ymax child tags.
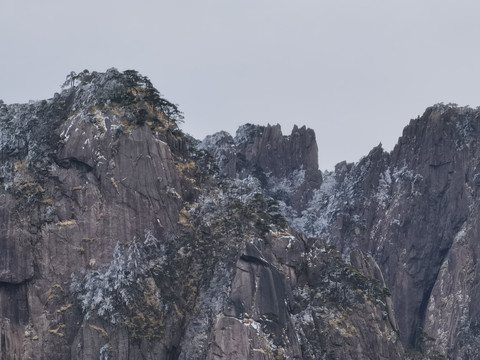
<box><xmin>0</xmin><ymin>69</ymin><xmax>404</xmax><ymax>360</ymax></box>
<box><xmin>320</xmin><ymin>105</ymin><xmax>480</xmax><ymax>359</ymax></box>
<box><xmin>0</xmin><ymin>69</ymin><xmax>189</xmax><ymax>359</ymax></box>
<box><xmin>206</xmin><ymin>104</ymin><xmax>480</xmax><ymax>359</ymax></box>
<box><xmin>1</xmin><ymin>69</ymin><xmax>476</xmax><ymax>360</ymax></box>
<box><xmin>199</xmin><ymin>124</ymin><xmax>322</xmax><ymax>214</ymax></box>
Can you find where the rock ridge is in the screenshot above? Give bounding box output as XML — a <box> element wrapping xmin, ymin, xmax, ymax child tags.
<box><xmin>203</xmin><ymin>103</ymin><xmax>480</xmax><ymax>358</ymax></box>
<box><xmin>3</xmin><ymin>68</ymin><xmax>477</xmax><ymax>359</ymax></box>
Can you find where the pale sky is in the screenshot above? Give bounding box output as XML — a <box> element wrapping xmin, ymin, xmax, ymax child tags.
<box><xmin>1</xmin><ymin>1</ymin><xmax>480</xmax><ymax>170</ymax></box>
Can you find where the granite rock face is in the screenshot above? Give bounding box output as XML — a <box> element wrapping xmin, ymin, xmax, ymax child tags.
<box><xmin>0</xmin><ymin>69</ymin><xmax>187</xmax><ymax>359</ymax></box>
<box><xmin>203</xmin><ymin>104</ymin><xmax>480</xmax><ymax>358</ymax></box>
<box><xmin>4</xmin><ymin>69</ymin><xmax>478</xmax><ymax>359</ymax></box>
<box><xmin>0</xmin><ymin>69</ymin><xmax>404</xmax><ymax>359</ymax></box>
<box><xmin>230</xmin><ymin>104</ymin><xmax>480</xmax><ymax>359</ymax></box>
<box><xmin>199</xmin><ymin>123</ymin><xmax>322</xmax><ymax>213</ymax></box>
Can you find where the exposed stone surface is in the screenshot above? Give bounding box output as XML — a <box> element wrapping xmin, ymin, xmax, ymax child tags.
<box><xmin>317</xmin><ymin>105</ymin><xmax>479</xmax><ymax>357</ymax></box>
<box><xmin>199</xmin><ymin>123</ymin><xmax>322</xmax><ymax>213</ymax></box>
<box><xmin>0</xmin><ymin>69</ymin><xmax>189</xmax><ymax>359</ymax></box>
<box><xmin>202</xmin><ymin>104</ymin><xmax>480</xmax><ymax>358</ymax></box>
<box><xmin>4</xmin><ymin>69</ymin><xmax>479</xmax><ymax>359</ymax></box>
<box><xmin>0</xmin><ymin>69</ymin><xmax>401</xmax><ymax>359</ymax></box>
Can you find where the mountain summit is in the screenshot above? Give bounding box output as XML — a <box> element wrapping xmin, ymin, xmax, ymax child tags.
<box><xmin>0</xmin><ymin>69</ymin><xmax>477</xmax><ymax>359</ymax></box>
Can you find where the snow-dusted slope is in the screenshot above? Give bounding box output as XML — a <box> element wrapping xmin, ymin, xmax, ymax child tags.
<box><xmin>0</xmin><ymin>69</ymin><xmax>404</xmax><ymax>360</ymax></box>
<box><xmin>204</xmin><ymin>105</ymin><xmax>480</xmax><ymax>358</ymax></box>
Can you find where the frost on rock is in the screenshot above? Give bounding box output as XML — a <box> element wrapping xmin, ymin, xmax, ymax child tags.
<box><xmin>70</xmin><ymin>230</ymin><xmax>166</xmax><ymax>324</ymax></box>
<box><xmin>99</xmin><ymin>344</ymin><xmax>112</xmax><ymax>360</ymax></box>
<box><xmin>375</xmin><ymin>169</ymin><xmax>392</xmax><ymax>208</ymax></box>
<box><xmin>287</xmin><ymin>171</ymin><xmax>338</xmax><ymax>237</ymax></box>
<box><xmin>268</xmin><ymin>169</ymin><xmax>305</xmax><ymax>203</ymax></box>
<box><xmin>454</xmin><ymin>107</ymin><xmax>477</xmax><ymax>150</ymax></box>
<box><xmin>198</xmin><ymin>131</ymin><xmax>236</xmax><ymax>177</ymax></box>
<box><xmin>198</xmin><ymin>131</ymin><xmax>234</xmax><ymax>152</ymax></box>
<box><xmin>284</xmin><ymin>158</ymin><xmax>370</xmax><ymax>240</ymax></box>
<box><xmin>234</xmin><ymin>123</ymin><xmax>264</xmax><ymax>146</ymax></box>
<box><xmin>392</xmin><ymin>162</ymin><xmax>423</xmax><ymax>197</ymax></box>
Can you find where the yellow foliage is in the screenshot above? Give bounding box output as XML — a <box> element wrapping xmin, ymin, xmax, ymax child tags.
<box><xmin>71</xmin><ymin>186</ymin><xmax>83</xmax><ymax>191</ymax></box>
<box><xmin>111</xmin><ymin>108</ymin><xmax>122</xmax><ymax>117</ymax></box>
<box><xmin>144</xmin><ymin>102</ymin><xmax>155</xmax><ymax>115</ymax></box>
<box><xmin>56</xmin><ymin>220</ymin><xmax>77</xmax><ymax>226</ymax></box>
<box><xmin>96</xmin><ymin>120</ymin><xmax>106</xmax><ymax>134</ymax></box>
<box><xmin>253</xmin><ymin>348</ymin><xmax>266</xmax><ymax>355</ymax></box>
<box><xmin>272</xmin><ymin>231</ymin><xmax>292</xmax><ymax>238</ymax></box>
<box><xmin>328</xmin><ymin>312</ymin><xmax>358</xmax><ymax>338</ymax></box>
<box><xmin>178</xmin><ymin>208</ymin><xmax>192</xmax><ymax>227</ymax></box>
<box><xmin>13</xmin><ymin>159</ymin><xmax>26</xmax><ymax>172</ymax></box>
<box><xmin>175</xmin><ymin>161</ymin><xmax>195</xmax><ymax>175</ymax></box>
<box><xmin>89</xmin><ymin>324</ymin><xmax>108</xmax><ymax>338</ymax></box>
<box><xmin>57</xmin><ymin>304</ymin><xmax>72</xmax><ymax>313</ymax></box>
<box><xmin>127</xmin><ymin>86</ymin><xmax>144</xmax><ymax>95</ymax></box>
<box><xmin>42</xmin><ymin>199</ymin><xmax>54</xmax><ymax>205</ymax></box>
<box><xmin>68</xmin><ymin>109</ymin><xmax>82</xmax><ymax>119</ymax></box>
<box><xmin>52</xmin><ymin>284</ymin><xmax>64</xmax><ymax>291</ymax></box>
<box><xmin>49</xmin><ymin>325</ymin><xmax>66</xmax><ymax>337</ymax></box>
<box><xmin>111</xmin><ymin>177</ymin><xmax>119</xmax><ymax>193</ymax></box>
<box><xmin>120</xmin><ymin>117</ymin><xmax>135</xmax><ymax>133</ymax></box>
<box><xmin>47</xmin><ymin>283</ymin><xmax>65</xmax><ymax>300</ymax></box>
<box><xmin>173</xmin><ymin>303</ymin><xmax>184</xmax><ymax>319</ymax></box>
<box><xmin>18</xmin><ymin>182</ymin><xmax>45</xmax><ymax>195</ymax></box>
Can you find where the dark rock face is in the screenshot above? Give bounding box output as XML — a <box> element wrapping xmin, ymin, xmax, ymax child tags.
<box><xmin>4</xmin><ymin>69</ymin><xmax>478</xmax><ymax>359</ymax></box>
<box><xmin>245</xmin><ymin>104</ymin><xmax>479</xmax><ymax>358</ymax></box>
<box><xmin>234</xmin><ymin>123</ymin><xmax>318</xmax><ymax>179</ymax></box>
<box><xmin>199</xmin><ymin>123</ymin><xmax>322</xmax><ymax>213</ymax></box>
<box><xmin>0</xmin><ymin>69</ymin><xmax>190</xmax><ymax>359</ymax></box>
<box><xmin>0</xmin><ymin>69</ymin><xmax>404</xmax><ymax>359</ymax></box>
<box><xmin>0</xmin><ymin>195</ymin><xmax>34</xmax><ymax>284</ymax></box>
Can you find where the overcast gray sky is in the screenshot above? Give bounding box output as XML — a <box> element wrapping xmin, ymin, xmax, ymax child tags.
<box><xmin>1</xmin><ymin>1</ymin><xmax>480</xmax><ymax>170</ymax></box>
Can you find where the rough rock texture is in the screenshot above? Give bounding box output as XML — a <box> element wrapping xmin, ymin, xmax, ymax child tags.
<box><xmin>0</xmin><ymin>69</ymin><xmax>404</xmax><ymax>359</ymax></box>
<box><xmin>199</xmin><ymin>124</ymin><xmax>322</xmax><ymax>214</ymax></box>
<box><xmin>0</xmin><ymin>69</ymin><xmax>188</xmax><ymax>359</ymax></box>
<box><xmin>232</xmin><ymin>104</ymin><xmax>480</xmax><ymax>359</ymax></box>
<box><xmin>203</xmin><ymin>103</ymin><xmax>480</xmax><ymax>358</ymax></box>
<box><xmin>318</xmin><ymin>105</ymin><xmax>480</xmax><ymax>358</ymax></box>
<box><xmin>6</xmin><ymin>69</ymin><xmax>480</xmax><ymax>359</ymax></box>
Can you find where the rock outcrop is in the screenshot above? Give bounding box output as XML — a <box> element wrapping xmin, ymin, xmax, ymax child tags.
<box><xmin>0</xmin><ymin>69</ymin><xmax>188</xmax><ymax>359</ymax></box>
<box><xmin>318</xmin><ymin>105</ymin><xmax>480</xmax><ymax>358</ymax></box>
<box><xmin>5</xmin><ymin>69</ymin><xmax>480</xmax><ymax>359</ymax></box>
<box><xmin>0</xmin><ymin>69</ymin><xmax>404</xmax><ymax>359</ymax></box>
<box><xmin>199</xmin><ymin>123</ymin><xmax>322</xmax><ymax>214</ymax></box>
<box><xmin>219</xmin><ymin>104</ymin><xmax>479</xmax><ymax>359</ymax></box>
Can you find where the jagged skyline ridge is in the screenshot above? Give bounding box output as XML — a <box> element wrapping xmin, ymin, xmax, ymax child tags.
<box><xmin>1</xmin><ymin>0</ymin><xmax>480</xmax><ymax>169</ymax></box>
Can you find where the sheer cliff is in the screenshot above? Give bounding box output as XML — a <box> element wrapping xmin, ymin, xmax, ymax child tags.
<box><xmin>204</xmin><ymin>104</ymin><xmax>480</xmax><ymax>359</ymax></box>
<box><xmin>0</xmin><ymin>69</ymin><xmax>403</xmax><ymax>360</ymax></box>
<box><xmin>2</xmin><ymin>68</ymin><xmax>477</xmax><ymax>360</ymax></box>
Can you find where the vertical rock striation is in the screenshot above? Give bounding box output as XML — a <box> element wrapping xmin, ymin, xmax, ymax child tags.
<box><xmin>204</xmin><ymin>104</ymin><xmax>480</xmax><ymax>358</ymax></box>
<box><xmin>235</xmin><ymin>104</ymin><xmax>480</xmax><ymax>358</ymax></box>
<box><xmin>4</xmin><ymin>68</ymin><xmax>480</xmax><ymax>359</ymax></box>
<box><xmin>1</xmin><ymin>69</ymin><xmax>402</xmax><ymax>359</ymax></box>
